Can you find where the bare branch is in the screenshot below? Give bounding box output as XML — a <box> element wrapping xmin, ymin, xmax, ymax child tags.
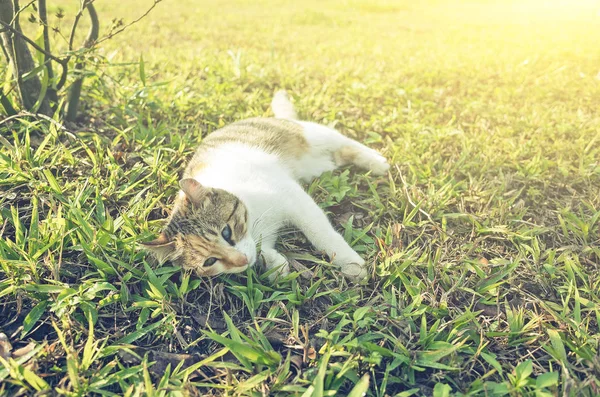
<box><xmin>37</xmin><ymin>0</ymin><xmax>57</xmax><ymax>102</ymax></box>
<box><xmin>9</xmin><ymin>0</ymin><xmax>34</xmax><ymax>25</ymax></box>
<box><xmin>68</xmin><ymin>0</ymin><xmax>90</xmax><ymax>51</ymax></box>
<box><xmin>0</xmin><ymin>111</ymin><xmax>70</xmax><ymax>132</ymax></box>
<box><xmin>0</xmin><ymin>18</ymin><xmax>69</xmax><ymax>90</ymax></box>
<box><xmin>82</xmin><ymin>1</ymin><xmax>98</xmax><ymax>48</ymax></box>
<box><xmin>0</xmin><ymin>20</ymin><xmax>67</xmax><ymax>66</ymax></box>
<box><xmin>0</xmin><ymin>0</ymin><xmax>51</xmax><ymax>114</ymax></box>
<box><xmin>1</xmin><ymin>0</ymin><xmax>161</xmax><ymax>118</ymax></box>
<box><xmin>66</xmin><ymin>1</ymin><xmax>98</xmax><ymax>122</ymax></box>
<box><xmin>95</xmin><ymin>0</ymin><xmax>161</xmax><ymax>45</ymax></box>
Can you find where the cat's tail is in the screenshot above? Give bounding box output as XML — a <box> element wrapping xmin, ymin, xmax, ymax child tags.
<box><xmin>271</xmin><ymin>90</ymin><xmax>298</xmax><ymax>120</ymax></box>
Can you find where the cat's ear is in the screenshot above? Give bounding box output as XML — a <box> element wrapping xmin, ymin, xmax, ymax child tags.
<box><xmin>139</xmin><ymin>233</ymin><xmax>176</xmax><ymax>263</ymax></box>
<box><xmin>179</xmin><ymin>178</ymin><xmax>208</xmax><ymax>203</ymax></box>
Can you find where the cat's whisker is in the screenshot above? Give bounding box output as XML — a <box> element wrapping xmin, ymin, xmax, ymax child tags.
<box><xmin>253</xmin><ymin>220</ymin><xmax>291</xmax><ymax>236</ymax></box>
<box><xmin>254</xmin><ymin>230</ymin><xmax>296</xmax><ymax>245</ymax></box>
<box><xmin>257</xmin><ymin>225</ymin><xmax>296</xmax><ymax>239</ymax></box>
<box><xmin>268</xmin><ymin>230</ymin><xmax>301</xmax><ymax>239</ymax></box>
<box><xmin>259</xmin><ymin>221</ymin><xmax>291</xmax><ymax>233</ymax></box>
<box><xmin>252</xmin><ymin>207</ymin><xmax>277</xmax><ymax>230</ymax></box>
<box><xmin>254</xmin><ymin>227</ymin><xmax>299</xmax><ymax>241</ymax></box>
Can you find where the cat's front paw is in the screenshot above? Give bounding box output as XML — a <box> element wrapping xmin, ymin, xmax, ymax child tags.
<box><xmin>334</xmin><ymin>253</ymin><xmax>368</xmax><ymax>281</ymax></box>
<box><xmin>340</xmin><ymin>261</ymin><xmax>368</xmax><ymax>281</ymax></box>
<box><xmin>262</xmin><ymin>249</ymin><xmax>290</xmax><ymax>282</ymax></box>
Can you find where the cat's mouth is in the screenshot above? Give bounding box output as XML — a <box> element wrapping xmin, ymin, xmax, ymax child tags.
<box><xmin>234</xmin><ymin>236</ymin><xmax>258</xmax><ymax>268</ymax></box>
<box><xmin>223</xmin><ymin>264</ymin><xmax>250</xmax><ymax>274</ymax></box>
<box><xmin>207</xmin><ymin>250</ymin><xmax>255</xmax><ymax>276</ymax></box>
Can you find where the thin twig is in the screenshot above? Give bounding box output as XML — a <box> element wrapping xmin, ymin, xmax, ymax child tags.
<box><xmin>8</xmin><ymin>0</ymin><xmax>24</xmax><ymax>108</ymax></box>
<box><xmin>65</xmin><ymin>1</ymin><xmax>98</xmax><ymax>121</ymax></box>
<box><xmin>68</xmin><ymin>0</ymin><xmax>90</xmax><ymax>51</ymax></box>
<box><xmin>0</xmin><ymin>111</ymin><xmax>69</xmax><ymax>133</ymax></box>
<box><xmin>37</xmin><ymin>0</ymin><xmax>57</xmax><ymax>102</ymax></box>
<box><xmin>94</xmin><ymin>0</ymin><xmax>161</xmax><ymax>45</ymax></box>
<box><xmin>0</xmin><ymin>19</ymin><xmax>69</xmax><ymax>90</ymax></box>
<box><xmin>0</xmin><ymin>21</ymin><xmax>66</xmax><ymax>66</ymax></box>
<box><xmin>394</xmin><ymin>163</ymin><xmax>434</xmax><ymax>223</ymax></box>
<box><xmin>9</xmin><ymin>0</ymin><xmax>36</xmax><ymax>25</ymax></box>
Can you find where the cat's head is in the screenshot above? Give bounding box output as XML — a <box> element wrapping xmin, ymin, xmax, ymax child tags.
<box><xmin>140</xmin><ymin>178</ymin><xmax>257</xmax><ymax>276</ymax></box>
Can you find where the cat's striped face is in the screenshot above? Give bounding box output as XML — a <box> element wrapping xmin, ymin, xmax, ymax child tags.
<box><xmin>141</xmin><ymin>179</ymin><xmax>257</xmax><ymax>276</ymax></box>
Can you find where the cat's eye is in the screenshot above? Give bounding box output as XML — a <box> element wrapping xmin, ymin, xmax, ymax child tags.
<box><xmin>221</xmin><ymin>225</ymin><xmax>234</xmax><ymax>245</ymax></box>
<box><xmin>203</xmin><ymin>257</ymin><xmax>217</xmax><ymax>267</ymax></box>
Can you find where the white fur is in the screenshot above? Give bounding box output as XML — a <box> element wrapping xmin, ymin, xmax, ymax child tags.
<box><xmin>235</xmin><ymin>234</ymin><xmax>257</xmax><ymax>269</ymax></box>
<box><xmin>271</xmin><ymin>90</ymin><xmax>298</xmax><ymax>119</ymax></box>
<box><xmin>186</xmin><ymin>95</ymin><xmax>389</xmax><ymax>281</ymax></box>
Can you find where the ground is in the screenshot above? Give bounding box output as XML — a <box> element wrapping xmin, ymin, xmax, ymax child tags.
<box><xmin>1</xmin><ymin>0</ymin><xmax>600</xmax><ymax>395</ymax></box>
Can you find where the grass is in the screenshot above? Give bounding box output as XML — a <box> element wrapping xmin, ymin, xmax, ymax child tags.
<box><xmin>1</xmin><ymin>0</ymin><xmax>600</xmax><ymax>395</ymax></box>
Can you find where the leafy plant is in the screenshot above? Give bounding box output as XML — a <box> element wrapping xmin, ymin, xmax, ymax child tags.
<box><xmin>0</xmin><ymin>0</ymin><xmax>161</xmax><ymax>120</ymax></box>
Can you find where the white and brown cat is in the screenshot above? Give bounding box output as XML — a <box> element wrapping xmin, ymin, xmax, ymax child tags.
<box><xmin>141</xmin><ymin>91</ymin><xmax>389</xmax><ymax>280</ymax></box>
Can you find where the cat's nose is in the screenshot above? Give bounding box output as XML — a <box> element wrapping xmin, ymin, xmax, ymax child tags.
<box><xmin>233</xmin><ymin>254</ymin><xmax>249</xmax><ymax>267</ymax></box>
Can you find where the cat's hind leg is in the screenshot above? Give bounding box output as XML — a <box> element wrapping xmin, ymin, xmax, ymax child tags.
<box><xmin>333</xmin><ymin>141</ymin><xmax>389</xmax><ymax>176</ymax></box>
<box><xmin>294</xmin><ymin>121</ymin><xmax>389</xmax><ymax>181</ymax></box>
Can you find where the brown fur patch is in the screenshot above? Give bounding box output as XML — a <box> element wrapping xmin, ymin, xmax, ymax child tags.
<box><xmin>184</xmin><ymin>118</ymin><xmax>309</xmax><ymax>178</ymax></box>
<box><xmin>333</xmin><ymin>146</ymin><xmax>359</xmax><ymax>166</ymax></box>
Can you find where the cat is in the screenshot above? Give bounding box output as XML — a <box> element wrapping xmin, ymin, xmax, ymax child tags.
<box><xmin>141</xmin><ymin>91</ymin><xmax>389</xmax><ymax>281</ymax></box>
